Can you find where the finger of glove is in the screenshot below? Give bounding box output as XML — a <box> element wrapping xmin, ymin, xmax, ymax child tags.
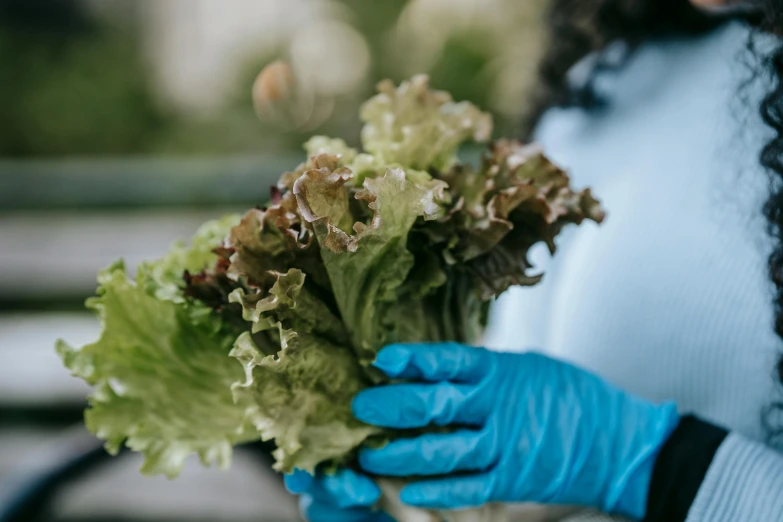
<box><xmin>373</xmin><ymin>343</ymin><xmax>492</xmax><ymax>383</ymax></box>
<box><xmin>317</xmin><ymin>468</ymin><xmax>381</xmax><ymax>508</ymax></box>
<box><xmin>359</xmin><ymin>429</ymin><xmax>496</xmax><ymax>476</ymax></box>
<box><xmin>285</xmin><ymin>468</ymin><xmax>314</xmax><ymax>494</ymax></box>
<box><xmin>352</xmin><ymin>382</ymin><xmax>489</xmax><ymax>429</ymax></box>
<box><xmin>286</xmin><ymin>469</ymin><xmax>380</xmax><ymax>508</ymax></box>
<box><xmin>300</xmin><ymin>495</ymin><xmax>394</xmax><ymax>522</ymax></box>
<box><xmin>400</xmin><ymin>472</ymin><xmax>498</xmax><ymax>510</ymax></box>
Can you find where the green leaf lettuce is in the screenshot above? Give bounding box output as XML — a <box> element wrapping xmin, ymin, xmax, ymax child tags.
<box><xmin>57</xmin><ymin>217</ymin><xmax>257</xmax><ymax>478</ymax></box>
<box><xmin>59</xmin><ymin>76</ymin><xmax>606</xmax><ymax>481</ymax></box>
<box><xmin>229</xmin><ymin>269</ymin><xmax>379</xmax><ymax>473</ymax></box>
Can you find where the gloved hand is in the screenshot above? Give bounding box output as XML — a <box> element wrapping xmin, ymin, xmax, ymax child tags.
<box><xmin>284</xmin><ymin>467</ymin><xmax>393</xmax><ymax>522</ymax></box>
<box><xmin>347</xmin><ymin>343</ymin><xmax>680</xmax><ymax>519</ymax></box>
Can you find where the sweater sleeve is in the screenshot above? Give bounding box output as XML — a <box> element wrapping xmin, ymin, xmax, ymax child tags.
<box><xmin>684</xmin><ymin>433</ymin><xmax>783</xmax><ymax>521</ymax></box>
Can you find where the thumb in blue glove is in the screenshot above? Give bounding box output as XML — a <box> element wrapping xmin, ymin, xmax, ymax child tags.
<box><xmin>284</xmin><ymin>468</ymin><xmax>394</xmax><ymax>522</ymax></box>
<box><xmin>351</xmin><ymin>343</ymin><xmax>680</xmax><ymax>519</ymax></box>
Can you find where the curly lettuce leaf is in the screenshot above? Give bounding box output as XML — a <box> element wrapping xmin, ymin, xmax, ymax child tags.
<box><xmin>280</xmin><ymin>138</ymin><xmax>379</xmax><ymax>192</ymax></box>
<box><xmin>230</xmin><ymin>268</ymin><xmax>346</xmax><ymax>344</ymax></box>
<box><xmin>140</xmin><ymin>214</ymin><xmax>240</xmax><ymax>303</ymax></box>
<box><xmin>56</xmin><ymin>261</ymin><xmax>258</xmax><ymax>479</ymax></box>
<box><xmin>429</xmin><ymin>140</ymin><xmax>605</xmax><ymax>299</ymax></box>
<box><xmin>226</xmin><ymin>196</ymin><xmax>330</xmax><ymax>292</ymax></box>
<box><xmin>229</xmin><ymin>270</ymin><xmax>378</xmax><ymax>473</ymax></box>
<box><xmin>304</xmin><ymin>136</ymin><xmax>358</xmax><ymax>165</ymax></box>
<box><xmin>360</xmin><ymin>74</ymin><xmax>492</xmax><ymax>172</ymax></box>
<box><xmin>294</xmin><ymin>159</ymin><xmax>448</xmax><ymax>364</ymax></box>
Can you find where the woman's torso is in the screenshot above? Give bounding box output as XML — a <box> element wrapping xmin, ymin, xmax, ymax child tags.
<box><xmin>487</xmin><ymin>21</ymin><xmax>781</xmax><ymax>442</ymax></box>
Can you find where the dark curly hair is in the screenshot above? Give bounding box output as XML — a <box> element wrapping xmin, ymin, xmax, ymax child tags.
<box><xmin>523</xmin><ymin>0</ymin><xmax>723</xmax><ymax>136</ymax></box>
<box><xmin>525</xmin><ymin>0</ymin><xmax>783</xmax><ymax>432</ymax></box>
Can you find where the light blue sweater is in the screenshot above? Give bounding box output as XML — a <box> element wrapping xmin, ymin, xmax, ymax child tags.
<box><xmin>486</xmin><ymin>21</ymin><xmax>783</xmax><ymax>520</ymax></box>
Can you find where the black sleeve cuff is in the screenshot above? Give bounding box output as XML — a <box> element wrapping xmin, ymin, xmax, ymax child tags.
<box><xmin>643</xmin><ymin>414</ymin><xmax>729</xmax><ymax>522</ymax></box>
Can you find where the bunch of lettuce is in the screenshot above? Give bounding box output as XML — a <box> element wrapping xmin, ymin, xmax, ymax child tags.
<box><xmin>58</xmin><ymin>75</ymin><xmax>604</xmax><ymax>520</ymax></box>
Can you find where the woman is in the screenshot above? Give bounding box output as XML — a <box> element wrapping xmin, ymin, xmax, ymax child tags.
<box><xmin>285</xmin><ymin>0</ymin><xmax>783</xmax><ymax>520</ymax></box>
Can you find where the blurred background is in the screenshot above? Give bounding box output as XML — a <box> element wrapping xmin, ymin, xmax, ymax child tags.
<box><xmin>0</xmin><ymin>0</ymin><xmax>546</xmax><ymax>520</ymax></box>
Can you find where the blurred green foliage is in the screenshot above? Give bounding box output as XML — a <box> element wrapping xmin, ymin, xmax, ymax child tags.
<box><xmin>0</xmin><ymin>1</ymin><xmax>168</xmax><ymax>156</ymax></box>
<box><xmin>428</xmin><ymin>31</ymin><xmax>497</xmax><ymax>123</ymax></box>
<box><xmin>1</xmin><ymin>0</ymin><xmax>540</xmax><ymax>158</ymax></box>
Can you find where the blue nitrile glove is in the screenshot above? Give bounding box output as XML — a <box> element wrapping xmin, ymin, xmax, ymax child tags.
<box><xmin>350</xmin><ymin>343</ymin><xmax>681</xmax><ymax>519</ymax></box>
<box><xmin>284</xmin><ymin>468</ymin><xmax>394</xmax><ymax>522</ymax></box>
